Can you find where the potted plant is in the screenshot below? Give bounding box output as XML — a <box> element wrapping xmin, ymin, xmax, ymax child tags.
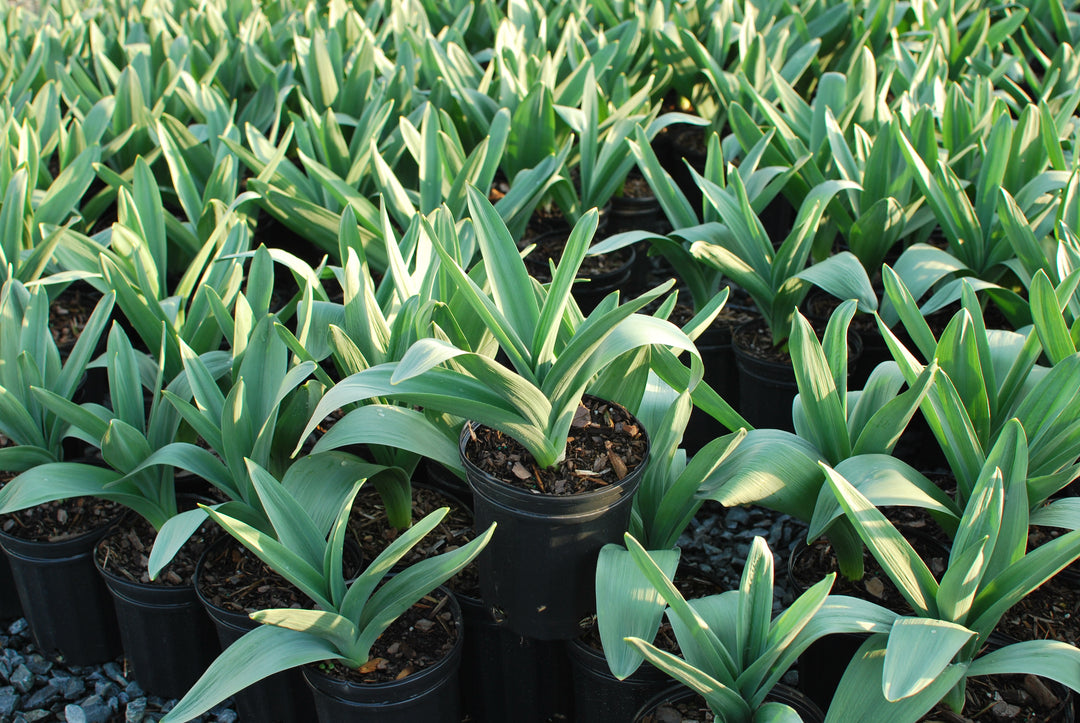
<box><xmin>0</xmin><ymin>322</ymin><xmax>231</xmax><ymax>693</ymax></box>
<box><xmin>581</xmin><ymin>381</ymin><xmax>747</xmax><ymax>721</ymax></box>
<box><xmin>621</xmin><ymin>533</ymin><xmax>900</xmax><ymax>723</ymax></box>
<box><xmin>699</xmin><ymin>302</ymin><xmax>957</xmax><ymax>580</ymax></box>
<box><xmin>0</xmin><ymin>279</ymin><xmax>120</xmax><ymax>664</ymax></box>
<box><xmin>296</xmin><ymin>186</ymin><xmax>704</xmax><ymax>638</ymax></box>
<box><xmin>159</xmin><ymin>458</ymin><xmax>496</xmax><ymax>723</ymax></box>
<box><xmin>822</xmin><ymin>420</ymin><xmax>1080</xmax><ymax>720</ymax></box>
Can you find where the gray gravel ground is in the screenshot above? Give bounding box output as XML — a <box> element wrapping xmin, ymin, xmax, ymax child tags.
<box><xmin>0</xmin><ymin>616</ymin><xmax>236</xmax><ymax>723</ymax></box>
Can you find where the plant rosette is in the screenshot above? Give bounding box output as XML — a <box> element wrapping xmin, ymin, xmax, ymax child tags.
<box><xmin>460</xmin><ymin>396</ymin><xmax>650</xmax><ymax>639</ymax></box>
<box><xmin>300</xmin><ymin>587</ymin><xmax>466</xmax><ymax>723</ymax></box>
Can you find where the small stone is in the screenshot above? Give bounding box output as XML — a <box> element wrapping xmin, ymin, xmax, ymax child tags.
<box><xmin>214</xmin><ymin>710</ymin><xmax>238</xmax><ymax>723</ymax></box>
<box><xmin>0</xmin><ymin>658</ymin><xmax>11</xmax><ymax>681</ymax></box>
<box><xmin>23</xmin><ymin>682</ymin><xmax>60</xmax><ymax>709</ymax></box>
<box><xmin>102</xmin><ymin>662</ymin><xmax>127</xmax><ymax>685</ymax></box>
<box><xmin>10</xmin><ymin>664</ymin><xmax>34</xmax><ymax>693</ymax></box>
<box><xmin>24</xmin><ymin>654</ymin><xmax>52</xmax><ymax>676</ymax></box>
<box><xmin>124</xmin><ymin>681</ymin><xmax>144</xmax><ymax>698</ymax></box>
<box><xmin>23</xmin><ymin>710</ymin><xmax>51</xmax><ymax>722</ymax></box>
<box><xmin>94</xmin><ymin>680</ymin><xmax>118</xmax><ymax>700</ymax></box>
<box><xmin>54</xmin><ymin>674</ymin><xmax>86</xmax><ymax>700</ymax></box>
<box><xmin>65</xmin><ymin>700</ymin><xmax>114</xmax><ymax>723</ymax></box>
<box><xmin>0</xmin><ymin>691</ymin><xmax>19</xmax><ymax>718</ymax></box>
<box><xmin>125</xmin><ymin>697</ymin><xmax>147</xmax><ymax>723</ymax></box>
<box><xmin>7</xmin><ymin>619</ymin><xmax>28</xmax><ymax>636</ymax></box>
<box><xmin>725</xmin><ymin>506</ymin><xmax>750</xmax><ymax>527</ymax></box>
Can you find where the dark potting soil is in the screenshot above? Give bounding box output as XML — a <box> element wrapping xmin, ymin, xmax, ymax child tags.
<box><xmin>95</xmin><ymin>514</ymin><xmax>216</xmax><ymax>587</ymax></box>
<box><xmin>919</xmin><ymin>674</ymin><xmax>1071</xmax><ymax>722</ymax></box>
<box><xmin>732</xmin><ymin>319</ymin><xmax>792</xmax><ymax>364</ymax></box>
<box><xmin>0</xmin><ymin>494</ymin><xmax>123</xmax><ymax>543</ymax></box>
<box><xmin>347</xmin><ymin>485</ymin><xmax>480</xmax><ymax>599</ymax></box>
<box><xmin>638</xmin><ymin>693</ymin><xmax>716</xmax><ymax>723</ymax></box>
<box><xmin>306</xmin><ymin>590</ymin><xmax>458</xmax><ymax>685</ymax></box>
<box><xmin>788</xmin><ymin>525</ymin><xmax>949</xmax><ymax>615</ymax></box>
<box><xmin>462</xmin><ymin>398</ymin><xmax>648</xmax><ymax>496</ymax></box>
<box><xmin>48</xmin><ymin>281</ymin><xmax>102</xmax><ymax>356</ymax></box>
<box><xmin>619</xmin><ymin>175</ymin><xmax>654</xmax><ymax>200</ymax></box>
<box><xmin>524</xmin><ymin>231</ymin><xmax>632</xmax><ymax>283</ymax></box>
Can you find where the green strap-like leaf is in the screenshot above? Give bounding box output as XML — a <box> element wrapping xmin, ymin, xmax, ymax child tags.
<box><xmin>1031</xmin><ymin>269</ymin><xmax>1076</xmax><ymax>364</ymax></box>
<box><xmin>790</xmin><ymin>310</ymin><xmax>851</xmax><ymax>464</ymax></box>
<box><xmin>245</xmin><ymin>459</ymin><xmax>325</xmax><ymax>571</ymax></box>
<box><xmin>883</xmin><ymin>618</ymin><xmax>975</xmax><ymax>701</ymax></box>
<box><xmin>826</xmin><ymin>634</ymin><xmax>968</xmax><ymax>723</ymax></box>
<box><xmin>823</xmin><ymin>464</ymin><xmax>940</xmax><ymax>618</ymax></box>
<box><xmin>595</xmin><ymin>544</ymin><xmax>681</xmax><ymax>680</ymax></box>
<box><xmin>968</xmin><ymin>639</ymin><xmax>1080</xmax><ymax>693</ymax></box>
<box><xmin>159</xmin><ymin>625</ymin><xmax>343</xmax><ymax>723</ymax></box>
<box><xmin>203</xmin><ymin>504</ymin><xmax>332</xmax><ymax>611</ymax></box>
<box><xmin>625</xmin><ymin>637</ymin><xmax>752</xmax><ymax>719</ymax></box>
<box><xmin>466</xmin><ymin>185</ymin><xmax>540</xmax><ymax>344</ymax></box>
<box><xmin>354</xmin><ymin>522</ymin><xmax>495</xmax><ymax>658</ymax></box>
<box><xmin>310</xmin><ymin>405</ymin><xmax>461</xmax><ymax>471</ymax></box>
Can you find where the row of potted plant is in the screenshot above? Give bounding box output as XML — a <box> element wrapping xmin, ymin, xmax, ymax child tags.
<box><xmin>0</xmin><ymin>0</ymin><xmax>1079</xmax><ymax>721</ymax></box>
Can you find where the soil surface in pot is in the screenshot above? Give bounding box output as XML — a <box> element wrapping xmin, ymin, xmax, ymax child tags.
<box><xmin>307</xmin><ymin>589</ymin><xmax>458</xmax><ymax>685</ymax></box>
<box><xmin>0</xmin><ymin>482</ymin><xmax>122</xmax><ymax>543</ymax></box>
<box><xmin>993</xmin><ymin>527</ymin><xmax>1080</xmax><ymax>647</ymax></box>
<box><xmin>919</xmin><ymin>674</ymin><xmax>1070</xmax><ymax>722</ymax></box>
<box><xmin>463</xmin><ymin>397</ymin><xmax>648</xmax><ymax>496</ymax></box>
<box><xmin>524</xmin><ymin>232</ymin><xmax>632</xmax><ymax>283</ymax></box>
<box><xmin>48</xmin><ymin>281</ymin><xmax>102</xmax><ymax>355</ymax></box>
<box><xmin>789</xmin><ymin>518</ymin><xmax>949</xmax><ymax>614</ymax></box>
<box><xmin>733</xmin><ymin>318</ymin><xmax>791</xmax><ymax>364</ymax></box>
<box><xmin>95</xmin><ymin>514</ymin><xmax>216</xmax><ymax>586</ymax></box>
<box><xmin>197</xmin><ymin>535</ymin><xmax>364</xmax><ymax>613</ymax></box>
<box><xmin>348</xmin><ymin>485</ymin><xmax>480</xmax><ymax>599</ymax></box>
<box><xmin>619</xmin><ymin>175</ymin><xmax>655</xmax><ymax>200</ymax></box>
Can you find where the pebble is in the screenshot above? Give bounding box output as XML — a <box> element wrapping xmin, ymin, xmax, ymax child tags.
<box><xmin>102</xmin><ymin>662</ymin><xmax>127</xmax><ymax>685</ymax></box>
<box><xmin>53</xmin><ymin>674</ymin><xmax>85</xmax><ymax>700</ymax></box>
<box><xmin>11</xmin><ymin>664</ymin><xmax>34</xmax><ymax>693</ymax></box>
<box><xmin>23</xmin><ymin>682</ymin><xmax>60</xmax><ymax>709</ymax></box>
<box><xmin>0</xmin><ymin>690</ymin><xmax>19</xmax><ymax>717</ymax></box>
<box><xmin>125</xmin><ymin>696</ymin><xmax>146</xmax><ymax>722</ymax></box>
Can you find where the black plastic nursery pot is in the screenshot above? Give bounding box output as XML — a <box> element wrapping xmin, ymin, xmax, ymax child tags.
<box><xmin>0</xmin><ymin>552</ymin><xmax>23</xmax><ymax>619</ymax></box>
<box><xmin>94</xmin><ymin>531</ymin><xmax>219</xmax><ymax>699</ymax></box>
<box><xmin>633</xmin><ymin>683</ymin><xmax>825</xmax><ymax>722</ymax></box>
<box><xmin>301</xmin><ymin>588</ymin><xmax>465</xmax><ymax>723</ymax></box>
<box><xmin>194</xmin><ymin>536</ymin><xmax>317</xmax><ymax>723</ymax></box>
<box><xmin>610</xmin><ymin>192</ymin><xmax>666</xmax><ymax>234</ymax></box>
<box><xmin>459</xmin><ymin>417</ymin><xmax>648</xmax><ymax>641</ymax></box>
<box><xmin>0</xmin><ymin>519</ymin><xmax>122</xmax><ymax>665</ymax></box>
<box><xmin>567</xmin><ymin>635</ymin><xmax>673</xmax><ymax>723</ymax></box>
<box><xmin>731</xmin><ymin>323</ymin><xmax>799</xmax><ymax>432</ymax></box>
<box><xmin>681</xmin><ymin>320</ymin><xmax>741</xmax><ymax>454</ymax></box>
<box><xmin>458</xmin><ymin>593</ymin><xmax>574</xmax><ymax>723</ymax></box>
